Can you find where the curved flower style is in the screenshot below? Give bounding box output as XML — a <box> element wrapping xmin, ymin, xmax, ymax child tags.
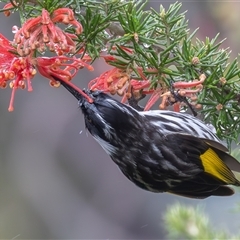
<box><xmin>36</xmin><ymin>55</ymin><xmax>93</xmax><ymax>103</ymax></box>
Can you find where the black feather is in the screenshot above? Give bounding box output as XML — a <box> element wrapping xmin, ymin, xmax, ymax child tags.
<box><xmin>57</xmin><ymin>78</ymin><xmax>240</xmax><ymax>199</ymax></box>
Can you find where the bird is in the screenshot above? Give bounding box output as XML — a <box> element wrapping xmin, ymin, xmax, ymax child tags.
<box><xmin>55</xmin><ymin>76</ymin><xmax>240</xmax><ymax>199</ymax></box>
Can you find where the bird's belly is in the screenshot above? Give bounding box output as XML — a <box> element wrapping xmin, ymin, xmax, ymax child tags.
<box><xmin>114</xmin><ymin>159</ymin><xmax>181</xmax><ymax>193</ymax></box>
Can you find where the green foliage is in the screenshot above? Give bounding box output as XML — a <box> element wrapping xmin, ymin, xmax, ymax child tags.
<box><xmin>164</xmin><ymin>203</ymin><xmax>240</xmax><ymax>239</ymax></box>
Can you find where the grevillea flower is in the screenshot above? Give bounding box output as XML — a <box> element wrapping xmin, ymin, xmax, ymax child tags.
<box><xmin>0</xmin><ymin>5</ymin><xmax>96</xmax><ymax>111</ymax></box>
<box><xmin>93</xmin><ymin>52</ymin><xmax>206</xmax><ymax>112</ymax></box>
<box><xmin>13</xmin><ymin>8</ymin><xmax>82</xmax><ymax>56</ymax></box>
<box><xmin>89</xmin><ymin>67</ymin><xmax>131</xmax><ymax>95</ymax></box>
<box><xmin>0</xmin><ymin>33</ymin><xmax>93</xmax><ymax>111</ymax></box>
<box><xmin>0</xmin><ymin>34</ymin><xmax>36</xmax><ymax>111</ymax></box>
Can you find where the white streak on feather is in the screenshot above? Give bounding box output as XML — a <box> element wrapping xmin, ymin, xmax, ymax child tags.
<box><xmin>95</xmin><ymin>112</ymin><xmax>113</xmax><ymax>139</ymax></box>
<box><xmin>93</xmin><ymin>135</ymin><xmax>117</xmax><ymax>155</ymax></box>
<box><xmin>134</xmin><ymin>171</ymin><xmax>157</xmax><ymax>192</ymax></box>
<box><xmin>140</xmin><ymin>110</ymin><xmax>220</xmax><ymax>141</ymax></box>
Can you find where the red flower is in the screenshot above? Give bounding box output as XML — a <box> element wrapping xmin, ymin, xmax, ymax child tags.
<box><xmin>0</xmin><ymin>33</ymin><xmax>93</xmax><ymax>111</ymax></box>
<box><xmin>13</xmin><ymin>8</ymin><xmax>82</xmax><ymax>56</ymax></box>
<box><xmin>92</xmin><ymin>53</ymin><xmax>206</xmax><ymax>111</ymax></box>
<box><xmin>0</xmin><ymin>34</ymin><xmax>36</xmax><ymax>111</ymax></box>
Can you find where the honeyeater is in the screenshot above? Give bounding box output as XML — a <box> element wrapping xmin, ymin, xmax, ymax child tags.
<box><xmin>56</xmin><ymin>76</ymin><xmax>240</xmax><ymax>199</ymax></box>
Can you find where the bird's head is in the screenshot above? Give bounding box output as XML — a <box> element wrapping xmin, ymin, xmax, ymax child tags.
<box><xmin>53</xmin><ymin>76</ymin><xmax>139</xmax><ymax>141</ymax></box>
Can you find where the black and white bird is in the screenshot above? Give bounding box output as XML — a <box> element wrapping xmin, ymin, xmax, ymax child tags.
<box><xmin>56</xmin><ymin>77</ymin><xmax>240</xmax><ymax>199</ymax></box>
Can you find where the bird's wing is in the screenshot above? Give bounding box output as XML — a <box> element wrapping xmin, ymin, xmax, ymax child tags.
<box><xmin>164</xmin><ymin>133</ymin><xmax>240</xmax><ymax>185</ymax></box>
<box><xmin>142</xmin><ymin>110</ymin><xmax>221</xmax><ymax>142</ymax></box>
<box><xmin>200</xmin><ymin>138</ymin><xmax>228</xmax><ymax>152</ymax></box>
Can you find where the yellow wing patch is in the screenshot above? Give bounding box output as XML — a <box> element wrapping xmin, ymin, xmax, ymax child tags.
<box><xmin>200</xmin><ymin>148</ymin><xmax>238</xmax><ymax>185</ymax></box>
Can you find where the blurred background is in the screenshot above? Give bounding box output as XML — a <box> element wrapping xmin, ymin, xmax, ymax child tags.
<box><xmin>0</xmin><ymin>0</ymin><xmax>240</xmax><ymax>239</ymax></box>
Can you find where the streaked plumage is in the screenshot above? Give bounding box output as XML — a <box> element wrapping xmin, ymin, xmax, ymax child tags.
<box><xmin>59</xmin><ymin>80</ymin><xmax>240</xmax><ymax>199</ymax></box>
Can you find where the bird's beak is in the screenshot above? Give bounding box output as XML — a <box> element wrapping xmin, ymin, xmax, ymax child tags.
<box><xmin>50</xmin><ymin>75</ymin><xmax>86</xmax><ymax>101</ymax></box>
